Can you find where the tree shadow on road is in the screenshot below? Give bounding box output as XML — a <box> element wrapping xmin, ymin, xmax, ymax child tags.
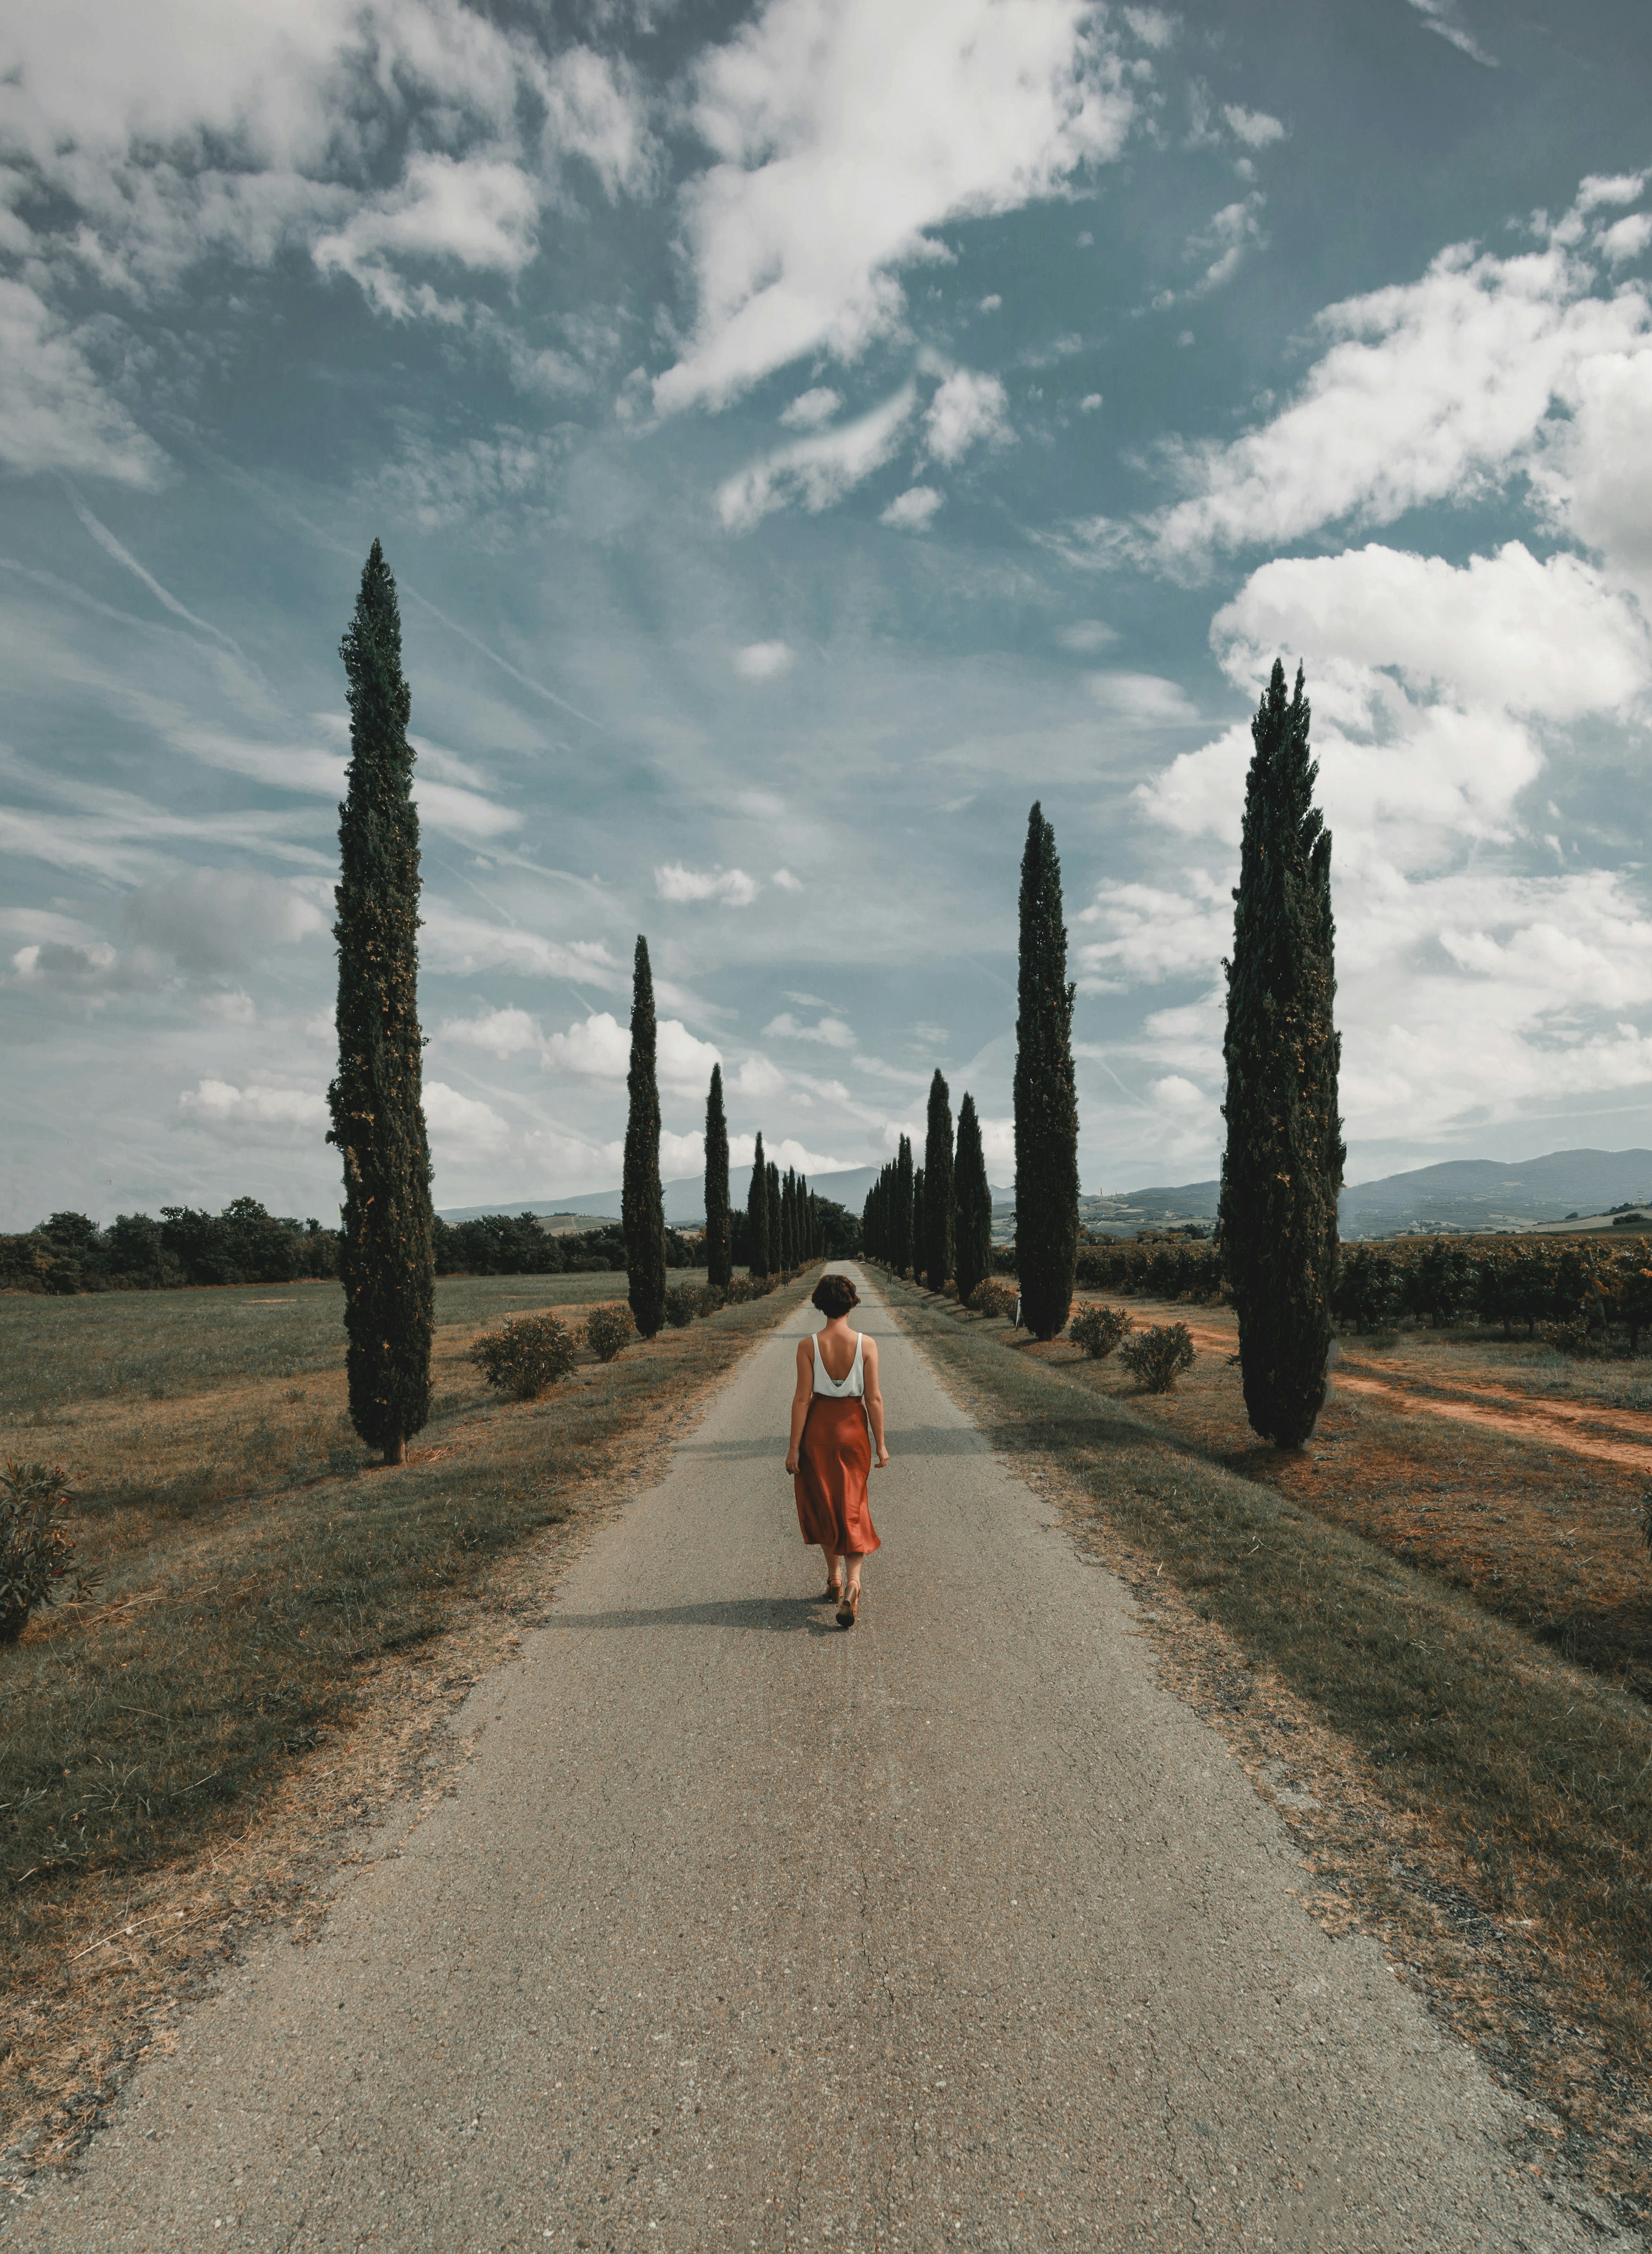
<box><xmin>549</xmin><ymin>1595</ymin><xmax>842</xmax><ymax>1635</ymax></box>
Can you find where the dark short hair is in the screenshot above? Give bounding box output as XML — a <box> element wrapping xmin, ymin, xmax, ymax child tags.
<box><xmin>811</xmin><ymin>1273</ymin><xmax>860</xmax><ymax>1318</ymax></box>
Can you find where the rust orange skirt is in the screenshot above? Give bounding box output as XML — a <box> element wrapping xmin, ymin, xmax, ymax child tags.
<box><xmin>794</xmin><ymin>1395</ymin><xmax>880</xmax><ymax>1556</ymax></box>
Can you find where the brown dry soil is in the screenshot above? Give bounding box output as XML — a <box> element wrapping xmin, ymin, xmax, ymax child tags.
<box><xmin>1077</xmin><ymin>1297</ymin><xmax>1652</xmax><ymax>1700</ymax></box>
<box><xmin>0</xmin><ymin>1272</ymin><xmax>807</xmax><ymax>2188</ymax></box>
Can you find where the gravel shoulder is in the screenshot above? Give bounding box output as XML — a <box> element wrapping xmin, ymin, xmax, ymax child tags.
<box><xmin>5</xmin><ymin>1267</ymin><xmax>1628</xmax><ymax>2252</ymax></box>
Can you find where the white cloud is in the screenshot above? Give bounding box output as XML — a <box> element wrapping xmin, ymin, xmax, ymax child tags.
<box><xmin>414</xmin><ymin>778</ymin><xmax>521</xmax><ymax>842</ymax></box>
<box><xmin>541</xmin><ymin>1010</ymin><xmax>722</xmax><ymax>1095</ymax></box>
<box><xmin>733</xmin><ymin>640</ymin><xmax>795</xmax><ymax>679</ymax></box>
<box><xmin>441</xmin><ymin>1006</ymin><xmax>541</xmax><ymax>1059</ymax></box>
<box><xmin>9</xmin><ymin>939</ymin><xmax>122</xmax><ymax>989</ymax></box>
<box><xmin>655</xmin><ymin>0</ymin><xmax>1134</xmax><ymax>413</ymax></box>
<box><xmin>0</xmin><ymin>277</ymin><xmax>166</xmax><ymax>483</ymax></box>
<box><xmin>730</xmin><ymin>1131</ymin><xmax>851</xmax><ymax>1175</ymax></box>
<box><xmin>542</xmin><ymin>1010</ymin><xmax>630</xmax><ymax>1081</ymax></box>
<box><xmin>978</xmin><ymin>292</ymin><xmax>1002</xmax><ymax>312</ymax></box>
<box><xmin>977</xmin><ymin>1114</ymin><xmax>1016</xmax><ymax>1178</ymax></box>
<box><xmin>881</xmin><ymin>485</ymin><xmax>943</xmax><ymax>532</ymax></box>
<box><xmin>176</xmin><ymin>1078</ymin><xmax>327</xmax><ymax>1142</ymax></box>
<box><xmin>1079</xmin><ymin>391</ymin><xmax>1102</xmax><ymax>413</ymax></box>
<box><xmin>123</xmin><ymin>867</ymin><xmax>328</xmax><ymax>972</ymax></box>
<box><xmin>771</xmin><ymin>867</ymin><xmax>804</xmax><ymax>891</ymax></box>
<box><xmin>764</xmin><ymin>1011</ymin><xmax>855</xmax><ymax>1048</ymax></box>
<box><xmin>1534</xmin><ymin>340</ymin><xmax>1652</xmax><ymax>597</ymax></box>
<box><xmin>423</xmin><ymin>1080</ymin><xmax>511</xmax><ymax>1157</ymax></box>
<box><xmin>716</xmin><ymin>384</ymin><xmax>916</xmax><ymax>532</ymax></box>
<box><xmin>1187</xmin><ymin>196</ymin><xmax>1265</xmax><ymax>293</ymax></box>
<box><xmin>660</xmin><ymin>1129</ymin><xmax>707</xmax><ymax>1177</ymax></box>
<box><xmin>1599</xmin><ymin>213</ymin><xmax>1652</xmax><ymax>267</ymax></box>
<box><xmin>1057</xmin><ymin>618</ymin><xmax>1118</xmax><ymax>652</ymax></box>
<box><xmin>1085</xmin><ymin>670</ymin><xmax>1199</xmax><ymax>723</ymax></box>
<box><xmin>539</xmin><ymin>46</ymin><xmax>656</xmax><ymax>201</ymax></box>
<box><xmin>419</xmin><ymin>907</ymin><xmax>622</xmax><ymax>985</ymax></box>
<box><xmin>1126</xmin><ymin>218</ymin><xmax>1649</xmax><ymax>572</ymax></box>
<box><xmin>1121</xmin><ymin>7</ymin><xmax>1176</xmax><ymax>49</ymax></box>
<box><xmin>1578</xmin><ymin>172</ymin><xmax>1648</xmax><ymax>213</ymax></box>
<box><xmin>1222</xmin><ymin>105</ymin><xmax>1284</xmax><ymax>149</ymax></box>
<box><xmin>1404</xmin><ymin>0</ymin><xmax>1496</xmax><ymax>66</ymax></box>
<box><xmin>312</xmin><ymin>154</ymin><xmax>541</xmax><ymax>317</ymax></box>
<box><xmin>731</xmin><ymin>1055</ymin><xmax>786</xmax><ymax>1103</ymax></box>
<box><xmin>780</xmin><ymin>386</ymin><xmax>842</xmax><ymax>429</ymax></box>
<box><xmin>654</xmin><ymin>863</ymin><xmax>760</xmax><ymax>907</ymax></box>
<box><xmin>923</xmin><ymin>369</ymin><xmax>1012</xmax><ymax>464</ymax></box>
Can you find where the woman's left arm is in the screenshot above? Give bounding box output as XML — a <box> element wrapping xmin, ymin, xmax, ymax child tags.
<box><xmin>785</xmin><ymin>1337</ymin><xmax>813</xmax><ymax>1474</ymax></box>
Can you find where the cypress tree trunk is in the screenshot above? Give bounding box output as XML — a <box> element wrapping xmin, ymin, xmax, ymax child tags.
<box><xmin>954</xmin><ymin>1092</ymin><xmax>992</xmax><ymax>1306</ymax></box>
<box><xmin>328</xmin><ymin>540</ymin><xmax>434</xmax><ymax>1466</ymax></box>
<box><xmin>894</xmin><ymin>1136</ymin><xmax>915</xmax><ymax>1277</ymax></box>
<box><xmin>623</xmin><ymin>936</ymin><xmax>667</xmax><ymax>1338</ymax></box>
<box><xmin>1219</xmin><ymin>660</ymin><xmax>1344</xmax><ymax>1447</ymax></box>
<box><xmin>1013</xmin><ymin>802</ymin><xmax>1080</xmax><ymax>1340</ymax></box>
<box><xmin>747</xmin><ymin>1133</ymin><xmax>770</xmax><ymax>1277</ymax></box>
<box><xmin>767</xmin><ymin>1162</ymin><xmax>782</xmax><ymax>1277</ymax></box>
<box><xmin>704</xmin><ymin>1065</ymin><xmax>731</xmax><ymax>1289</ymax></box>
<box><xmin>923</xmin><ymin>1070</ymin><xmax>955</xmax><ymax>1291</ymax></box>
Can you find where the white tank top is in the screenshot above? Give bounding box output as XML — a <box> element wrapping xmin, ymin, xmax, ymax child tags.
<box><xmin>812</xmin><ymin>1330</ymin><xmax>865</xmax><ymax>1398</ymax></box>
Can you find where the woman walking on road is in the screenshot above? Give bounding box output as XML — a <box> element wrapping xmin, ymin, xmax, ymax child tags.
<box><xmin>786</xmin><ymin>1272</ymin><xmax>889</xmax><ymax>1628</ymax></box>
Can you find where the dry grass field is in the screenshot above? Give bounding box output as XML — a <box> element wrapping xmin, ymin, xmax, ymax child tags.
<box><xmin>889</xmin><ymin>1274</ymin><xmax>1652</xmax><ymax>2228</ymax></box>
<box><xmin>0</xmin><ymin>1266</ymin><xmax>798</xmax><ymax>2174</ymax></box>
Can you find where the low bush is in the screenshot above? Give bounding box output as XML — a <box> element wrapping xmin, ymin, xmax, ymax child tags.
<box><xmin>1</xmin><ymin>1462</ymin><xmax>78</xmax><ymax>1644</ymax></box>
<box><xmin>662</xmin><ymin>1283</ymin><xmax>699</xmax><ymax>1329</ymax></box>
<box><xmin>969</xmin><ymin>1279</ymin><xmax>1019</xmax><ymax>1321</ymax></box>
<box><xmin>584</xmin><ymin>1303</ymin><xmax>637</xmax><ymax>1363</ymax></box>
<box><xmin>1069</xmin><ymin>1304</ymin><xmax>1133</xmax><ymax>1360</ymax></box>
<box><xmin>698</xmin><ymin>1283</ymin><xmax>727</xmax><ymax>1316</ymax></box>
<box><xmin>1543</xmin><ymin>1315</ymin><xmax>1600</xmax><ymax>1359</ymax></box>
<box><xmin>1118</xmin><ymin>1322</ymin><xmax>1195</xmax><ymax>1394</ymax></box>
<box><xmin>470</xmin><ymin>1313</ymin><xmax>577</xmax><ymax>1400</ymax></box>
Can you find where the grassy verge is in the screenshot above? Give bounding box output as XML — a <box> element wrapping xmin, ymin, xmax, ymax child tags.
<box><xmin>887</xmin><ymin>1275</ymin><xmax>1652</xmax><ymax>2220</ymax></box>
<box><xmin>1</xmin><ymin>1266</ymin><xmax>804</xmax><ymax>2152</ymax></box>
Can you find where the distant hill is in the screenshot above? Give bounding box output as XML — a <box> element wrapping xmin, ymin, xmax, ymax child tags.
<box><xmin>441</xmin><ymin>1164</ymin><xmax>885</xmax><ymax>1229</ymax></box>
<box><xmin>1083</xmin><ymin>1148</ymin><xmax>1652</xmax><ymax>1238</ymax></box>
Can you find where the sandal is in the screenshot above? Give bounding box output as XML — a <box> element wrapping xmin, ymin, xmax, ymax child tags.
<box><xmin>836</xmin><ymin>1585</ymin><xmax>860</xmax><ymax>1630</ymax></box>
<box><xmin>821</xmin><ymin>1580</ymin><xmax>843</xmax><ymax>1605</ymax></box>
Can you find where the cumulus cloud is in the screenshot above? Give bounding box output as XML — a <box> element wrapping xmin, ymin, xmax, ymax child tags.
<box><xmin>923</xmin><ymin>369</ymin><xmax>1012</xmax><ymax>464</ymax></box>
<box><xmin>440</xmin><ymin>1006</ymin><xmax>542</xmax><ymax>1059</ymax></box>
<box><xmin>312</xmin><ymin>154</ymin><xmax>542</xmax><ymax>317</ymax></box>
<box><xmin>123</xmin><ymin>867</ymin><xmax>328</xmax><ymax>973</ymax></box>
<box><xmin>0</xmin><ymin>277</ymin><xmax>167</xmax><ymax>483</ymax></box>
<box><xmin>1115</xmin><ymin>208</ymin><xmax>1650</xmax><ymax>573</ymax></box>
<box><xmin>731</xmin><ymin>1055</ymin><xmax>786</xmax><ymax>1102</ymax></box>
<box><xmin>423</xmin><ymin>1080</ymin><xmax>512</xmax><ymax>1157</ymax></box>
<box><xmin>655</xmin><ymin>0</ymin><xmax>1134</xmax><ymax>413</ymax></box>
<box><xmin>771</xmin><ymin>867</ymin><xmax>804</xmax><ymax>891</ymax></box>
<box><xmin>1222</xmin><ymin>105</ymin><xmax>1284</xmax><ymax>149</ymax></box>
<box><xmin>542</xmin><ymin>1010</ymin><xmax>722</xmax><ymax>1093</ymax></box>
<box><xmin>716</xmin><ymin>385</ymin><xmax>916</xmax><ymax>532</ymax></box>
<box><xmin>1085</xmin><ymin>671</ymin><xmax>1200</xmax><ymax>724</ymax></box>
<box><xmin>655</xmin><ymin>863</ymin><xmax>760</xmax><ymax>906</ymax></box>
<box><xmin>764</xmin><ymin>1011</ymin><xmax>855</xmax><ymax>1048</ymax></box>
<box><xmin>780</xmin><ymin>387</ymin><xmax>842</xmax><ymax>429</ymax></box>
<box><xmin>176</xmin><ymin>1078</ymin><xmax>327</xmax><ymax>1142</ymax></box>
<box><xmin>733</xmin><ymin>641</ymin><xmax>794</xmax><ymax>679</ymax></box>
<box><xmin>881</xmin><ymin>485</ymin><xmax>943</xmax><ymax>532</ymax></box>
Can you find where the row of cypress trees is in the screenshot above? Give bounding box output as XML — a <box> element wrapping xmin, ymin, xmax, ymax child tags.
<box><xmin>861</xmin><ymin>1076</ymin><xmax>993</xmax><ymax>1308</ymax></box>
<box><xmin>325</xmin><ymin>540</ymin><xmax>1339</xmax><ymax>1462</ymax></box>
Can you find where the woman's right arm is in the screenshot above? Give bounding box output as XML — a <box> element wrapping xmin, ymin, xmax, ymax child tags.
<box><xmin>862</xmin><ymin>1336</ymin><xmax>890</xmax><ymax>1467</ymax></box>
<box><xmin>785</xmin><ymin>1337</ymin><xmax>813</xmax><ymax>1473</ymax></box>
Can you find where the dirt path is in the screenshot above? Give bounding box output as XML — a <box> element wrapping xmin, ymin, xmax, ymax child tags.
<box><xmin>7</xmin><ymin>1272</ymin><xmax>1621</xmax><ymax>2251</ymax></box>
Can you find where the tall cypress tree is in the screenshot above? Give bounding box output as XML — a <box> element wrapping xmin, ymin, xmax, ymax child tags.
<box><xmin>893</xmin><ymin>1135</ymin><xmax>915</xmax><ymax>1277</ymax></box>
<box><xmin>922</xmin><ymin>1069</ymin><xmax>955</xmax><ymax>1292</ymax></box>
<box><xmin>623</xmin><ymin>936</ymin><xmax>667</xmax><ymax>1339</ymax></box>
<box><xmin>747</xmin><ymin>1131</ymin><xmax>770</xmax><ymax>1277</ymax></box>
<box><xmin>328</xmin><ymin>541</ymin><xmax>434</xmax><ymax>1466</ymax></box>
<box><xmin>1013</xmin><ymin>802</ymin><xmax>1080</xmax><ymax>1341</ymax></box>
<box><xmin>911</xmin><ymin>1165</ymin><xmax>925</xmax><ymax>1270</ymax></box>
<box><xmin>767</xmin><ymin>1161</ymin><xmax>782</xmax><ymax>1277</ymax></box>
<box><xmin>954</xmin><ymin>1092</ymin><xmax>992</xmax><ymax>1307</ymax></box>
<box><xmin>780</xmin><ymin>1168</ymin><xmax>795</xmax><ymax>1274</ymax></box>
<box><xmin>1220</xmin><ymin>660</ymin><xmax>1344</xmax><ymax>1448</ymax></box>
<box><xmin>704</xmin><ymin>1065</ymin><xmax>731</xmax><ymax>1289</ymax></box>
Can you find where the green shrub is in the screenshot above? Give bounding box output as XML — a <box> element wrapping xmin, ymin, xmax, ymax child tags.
<box><xmin>697</xmin><ymin>1283</ymin><xmax>727</xmax><ymax>1316</ymax></box>
<box><xmin>1542</xmin><ymin>1315</ymin><xmax>1599</xmax><ymax>1359</ymax></box>
<box><xmin>1069</xmin><ymin>1304</ymin><xmax>1133</xmax><ymax>1359</ymax></box>
<box><xmin>969</xmin><ymin>1278</ymin><xmax>1019</xmax><ymax>1320</ymax></box>
<box><xmin>584</xmin><ymin>1303</ymin><xmax>637</xmax><ymax>1363</ymax></box>
<box><xmin>663</xmin><ymin>1283</ymin><xmax>698</xmax><ymax>1329</ymax></box>
<box><xmin>1</xmin><ymin>1462</ymin><xmax>77</xmax><ymax>1644</ymax></box>
<box><xmin>470</xmin><ymin>1313</ymin><xmax>577</xmax><ymax>1400</ymax></box>
<box><xmin>1119</xmin><ymin>1322</ymin><xmax>1196</xmax><ymax>1394</ymax></box>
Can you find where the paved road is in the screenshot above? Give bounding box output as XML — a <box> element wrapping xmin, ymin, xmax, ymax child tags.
<box><xmin>10</xmin><ymin>1270</ymin><xmax>1623</xmax><ymax>2251</ymax></box>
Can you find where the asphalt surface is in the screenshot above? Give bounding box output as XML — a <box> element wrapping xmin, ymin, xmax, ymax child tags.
<box><xmin>9</xmin><ymin>1267</ymin><xmax>1627</xmax><ymax>2251</ymax></box>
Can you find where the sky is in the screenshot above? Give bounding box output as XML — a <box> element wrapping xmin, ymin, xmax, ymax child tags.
<box><xmin>3</xmin><ymin>0</ymin><xmax>1651</xmax><ymax>1228</ymax></box>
